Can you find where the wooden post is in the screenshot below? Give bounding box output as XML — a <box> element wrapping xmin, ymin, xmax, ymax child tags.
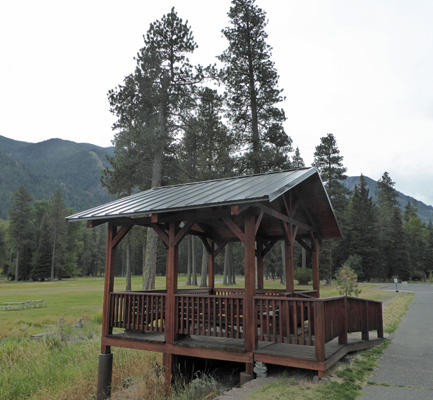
<box><xmin>377</xmin><ymin>305</ymin><xmax>384</xmax><ymax>339</ymax></box>
<box><xmin>164</xmin><ymin>353</ymin><xmax>176</xmax><ymax>387</ymax></box>
<box><xmin>311</xmin><ymin>235</ymin><xmax>320</xmax><ymax>298</ymax></box>
<box><xmin>285</xmin><ymin>241</ymin><xmax>294</xmax><ymax>293</ymax></box>
<box><xmin>243</xmin><ymin>214</ymin><xmax>257</xmax><ymax>380</ymax></box>
<box><xmin>165</xmin><ymin>221</ymin><xmax>179</xmax><ymax>345</ymax></box>
<box><xmin>208</xmin><ymin>241</ymin><xmax>215</xmax><ymax>290</ymax></box>
<box><xmin>256</xmin><ymin>239</ymin><xmax>264</xmax><ymax>290</ymax></box>
<box><xmin>338</xmin><ymin>297</ymin><xmax>348</xmax><ymax>345</ymax></box>
<box><xmin>362</xmin><ymin>301</ymin><xmax>369</xmax><ymax>341</ymax></box>
<box><xmin>164</xmin><ymin>221</ymin><xmax>179</xmax><ymax>387</ymax></box>
<box><xmin>97</xmin><ymin>223</ymin><xmax>116</xmax><ymax>400</ymax></box>
<box><xmin>314</xmin><ymin>301</ymin><xmax>326</xmax><ymax>363</ymax></box>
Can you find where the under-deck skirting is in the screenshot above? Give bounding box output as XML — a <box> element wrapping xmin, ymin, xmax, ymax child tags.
<box><xmin>102</xmin><ymin>331</ymin><xmax>384</xmax><ymax>376</ymax></box>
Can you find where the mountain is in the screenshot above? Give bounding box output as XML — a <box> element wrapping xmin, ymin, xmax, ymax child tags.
<box><xmin>341</xmin><ymin>175</ymin><xmax>433</xmax><ymax>223</ymax></box>
<box><xmin>0</xmin><ymin>135</ymin><xmax>115</xmax><ymax>218</ymax></box>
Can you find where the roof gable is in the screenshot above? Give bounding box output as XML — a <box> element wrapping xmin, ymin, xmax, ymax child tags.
<box><xmin>66</xmin><ymin>167</ymin><xmax>341</xmax><ymax>240</ymax></box>
<box><xmin>67</xmin><ymin>168</ymin><xmax>316</xmax><ymax>220</ymax></box>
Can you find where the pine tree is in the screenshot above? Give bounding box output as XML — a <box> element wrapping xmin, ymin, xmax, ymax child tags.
<box><xmin>219</xmin><ymin>0</ymin><xmax>292</xmax><ymax>174</ymax></box>
<box><xmin>48</xmin><ymin>189</ymin><xmax>67</xmax><ymax>280</ymax></box>
<box><xmin>8</xmin><ymin>186</ymin><xmax>34</xmax><ymax>281</ymax></box>
<box><xmin>292</xmin><ymin>147</ymin><xmax>305</xmax><ymax>168</ymax></box>
<box><xmin>347</xmin><ymin>175</ymin><xmax>379</xmax><ymax>280</ymax></box>
<box><xmin>313</xmin><ymin>133</ymin><xmax>349</xmax><ymax>211</ymax></box>
<box><xmin>178</xmin><ymin>87</ymin><xmax>234</xmax><ymax>181</ymax></box>
<box><xmin>31</xmin><ymin>216</ymin><xmax>52</xmax><ymax>281</ymax></box>
<box><xmin>0</xmin><ymin>220</ymin><xmax>8</xmax><ymax>275</ymax></box>
<box><xmin>102</xmin><ymin>8</ymin><xmax>204</xmax><ymax>289</ymax></box>
<box><xmin>376</xmin><ymin>172</ymin><xmax>409</xmax><ymax>279</ymax></box>
<box><xmin>403</xmin><ymin>203</ymin><xmax>429</xmax><ymax>280</ymax></box>
<box><xmin>313</xmin><ymin>133</ymin><xmax>349</xmax><ymax>282</ymax></box>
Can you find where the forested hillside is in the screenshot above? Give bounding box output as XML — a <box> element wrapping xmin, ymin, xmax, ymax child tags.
<box><xmin>342</xmin><ymin>176</ymin><xmax>433</xmax><ymax>223</ymax></box>
<box><xmin>0</xmin><ymin>135</ymin><xmax>114</xmax><ymax>218</ymax></box>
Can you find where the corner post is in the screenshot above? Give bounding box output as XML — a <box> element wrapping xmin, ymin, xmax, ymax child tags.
<box><xmin>311</xmin><ymin>235</ymin><xmax>320</xmax><ymax>298</ymax></box>
<box><xmin>208</xmin><ymin>240</ymin><xmax>215</xmax><ymax>290</ymax></box>
<box><xmin>243</xmin><ymin>214</ymin><xmax>257</xmax><ymax>381</ymax></box>
<box><xmin>285</xmin><ymin>240</ymin><xmax>294</xmax><ymax>293</ymax></box>
<box><xmin>97</xmin><ymin>223</ymin><xmax>116</xmax><ymax>400</ymax></box>
<box><xmin>256</xmin><ymin>239</ymin><xmax>264</xmax><ymax>290</ymax></box>
<box><xmin>164</xmin><ymin>221</ymin><xmax>179</xmax><ymax>386</ymax></box>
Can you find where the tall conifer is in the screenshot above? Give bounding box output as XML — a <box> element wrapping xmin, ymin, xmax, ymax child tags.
<box><xmin>219</xmin><ymin>0</ymin><xmax>292</xmax><ymax>173</ymax></box>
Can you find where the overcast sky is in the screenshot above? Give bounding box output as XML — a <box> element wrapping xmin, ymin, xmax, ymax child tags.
<box><xmin>1</xmin><ymin>0</ymin><xmax>433</xmax><ymax>205</ymax></box>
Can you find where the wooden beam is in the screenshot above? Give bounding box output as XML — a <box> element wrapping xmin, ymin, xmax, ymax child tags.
<box><xmin>111</xmin><ymin>225</ymin><xmax>133</xmax><ymax>249</ymax></box>
<box><xmin>152</xmin><ymin>223</ymin><xmax>169</xmax><ymax>248</ymax></box>
<box><xmin>222</xmin><ymin>217</ymin><xmax>245</xmax><ymax>242</ymax></box>
<box><xmin>255</xmin><ymin>210</ymin><xmax>264</xmax><ymax>235</ymax></box>
<box><xmin>296</xmin><ymin>237</ymin><xmax>312</xmax><ymax>253</ymax></box>
<box><xmin>174</xmin><ymin>220</ymin><xmax>194</xmax><ymax>246</ymax></box>
<box><xmin>198</xmin><ymin>235</ymin><xmax>212</xmax><ymax>254</ymax></box>
<box><xmin>214</xmin><ymin>240</ymin><xmax>229</xmax><ymax>258</ymax></box>
<box><xmin>261</xmin><ymin>239</ymin><xmax>278</xmax><ymax>258</ymax></box>
<box><xmin>256</xmin><ymin>203</ymin><xmax>316</xmax><ymax>233</ymax></box>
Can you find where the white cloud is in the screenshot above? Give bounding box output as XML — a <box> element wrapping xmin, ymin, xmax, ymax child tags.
<box><xmin>1</xmin><ymin>0</ymin><xmax>432</xmax><ymax>204</ymax></box>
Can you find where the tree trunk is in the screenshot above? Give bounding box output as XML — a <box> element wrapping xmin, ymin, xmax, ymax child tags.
<box><xmin>142</xmin><ymin>119</ymin><xmax>164</xmax><ymax>290</ymax></box>
<box><xmin>186</xmin><ymin>235</ymin><xmax>192</xmax><ymax>285</ymax></box>
<box><xmin>246</xmin><ymin>26</ymin><xmax>260</xmax><ymax>174</ymax></box>
<box><xmin>280</xmin><ymin>241</ymin><xmax>286</xmax><ymax>284</ymax></box>
<box><xmin>143</xmin><ymin>229</ymin><xmax>158</xmax><ymax>290</ymax></box>
<box><xmin>15</xmin><ymin>248</ymin><xmax>19</xmax><ymax>282</ymax></box>
<box><xmin>223</xmin><ymin>247</ymin><xmax>228</xmax><ymax>285</ymax></box>
<box><xmin>200</xmin><ymin>244</ymin><xmax>207</xmax><ymax>287</ymax></box>
<box><xmin>51</xmin><ymin>230</ymin><xmax>57</xmax><ymax>281</ymax></box>
<box><xmin>224</xmin><ymin>242</ymin><xmax>234</xmax><ymax>285</ymax></box>
<box><xmin>302</xmin><ymin>247</ymin><xmax>306</xmax><ymax>268</ymax></box>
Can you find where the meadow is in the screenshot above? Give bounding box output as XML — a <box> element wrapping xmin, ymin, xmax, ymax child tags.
<box><xmin>0</xmin><ymin>276</ymin><xmax>413</xmax><ymax>400</ymax></box>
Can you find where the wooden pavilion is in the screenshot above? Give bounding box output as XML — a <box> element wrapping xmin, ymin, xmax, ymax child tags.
<box><xmin>67</xmin><ymin>167</ymin><xmax>384</xmax><ymax>399</ymax></box>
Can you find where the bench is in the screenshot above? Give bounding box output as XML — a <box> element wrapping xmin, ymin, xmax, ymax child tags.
<box><xmin>0</xmin><ymin>300</ymin><xmax>47</xmax><ymax>311</ymax></box>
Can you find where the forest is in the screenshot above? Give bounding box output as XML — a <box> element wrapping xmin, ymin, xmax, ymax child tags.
<box><xmin>1</xmin><ymin>0</ymin><xmax>432</xmax><ymax>285</ymax></box>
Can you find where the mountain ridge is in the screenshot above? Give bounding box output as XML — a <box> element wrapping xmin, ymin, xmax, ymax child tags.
<box><xmin>341</xmin><ymin>175</ymin><xmax>433</xmax><ymax>223</ymax></box>
<box><xmin>0</xmin><ymin>135</ymin><xmax>115</xmax><ymax>218</ymax></box>
<box><xmin>1</xmin><ymin>135</ymin><xmax>432</xmax><ymax>223</ymax></box>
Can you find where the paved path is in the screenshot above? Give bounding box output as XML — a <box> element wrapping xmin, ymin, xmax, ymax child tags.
<box><xmin>359</xmin><ymin>283</ymin><xmax>433</xmax><ymax>400</ymax></box>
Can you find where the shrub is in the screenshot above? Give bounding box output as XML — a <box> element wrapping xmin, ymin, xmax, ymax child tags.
<box><xmin>336</xmin><ymin>263</ymin><xmax>361</xmax><ymax>297</ymax></box>
<box><xmin>294</xmin><ymin>268</ymin><xmax>312</xmax><ymax>285</ymax></box>
<box><xmin>411</xmin><ymin>270</ymin><xmax>425</xmax><ymax>281</ymax></box>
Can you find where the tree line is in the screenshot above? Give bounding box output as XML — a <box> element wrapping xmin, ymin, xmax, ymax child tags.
<box><xmin>1</xmin><ymin>0</ymin><xmax>432</xmax><ymax>283</ymax></box>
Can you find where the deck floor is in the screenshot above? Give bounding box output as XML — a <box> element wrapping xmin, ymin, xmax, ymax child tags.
<box><xmin>109</xmin><ymin>330</ymin><xmax>384</xmax><ymax>370</ymax></box>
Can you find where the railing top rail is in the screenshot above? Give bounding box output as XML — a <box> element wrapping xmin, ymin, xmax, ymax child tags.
<box><xmin>110</xmin><ymin>291</ymin><xmax>167</xmax><ymax>296</ymax></box>
<box><xmin>174</xmin><ymin>293</ymin><xmax>245</xmax><ymax>299</ymax></box>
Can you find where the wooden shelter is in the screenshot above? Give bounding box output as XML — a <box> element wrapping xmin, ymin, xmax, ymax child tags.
<box><xmin>67</xmin><ymin>167</ymin><xmax>383</xmax><ymax>399</ymax></box>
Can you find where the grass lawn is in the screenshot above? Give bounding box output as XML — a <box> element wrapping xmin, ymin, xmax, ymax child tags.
<box><xmin>0</xmin><ymin>275</ymin><xmax>414</xmax><ymax>400</ymax></box>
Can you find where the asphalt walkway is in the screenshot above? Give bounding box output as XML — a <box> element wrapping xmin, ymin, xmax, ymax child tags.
<box><xmin>359</xmin><ymin>282</ymin><xmax>433</xmax><ymax>399</ymax></box>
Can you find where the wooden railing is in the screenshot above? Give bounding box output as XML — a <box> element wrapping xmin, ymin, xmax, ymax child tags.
<box><xmin>175</xmin><ymin>294</ymin><xmax>244</xmax><ymax>338</ymax></box>
<box><xmin>108</xmin><ymin>292</ymin><xmax>383</xmax><ymax>358</ymax></box>
<box><xmin>255</xmin><ymin>296</ymin><xmax>315</xmax><ymax>345</ymax></box>
<box><xmin>109</xmin><ymin>291</ymin><xmax>166</xmax><ymax>333</ymax></box>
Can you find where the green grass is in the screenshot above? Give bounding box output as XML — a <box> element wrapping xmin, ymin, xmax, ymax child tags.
<box><xmin>0</xmin><ymin>276</ymin><xmax>415</xmax><ymax>400</ymax></box>
<box><xmin>248</xmin><ymin>286</ymin><xmax>415</xmax><ymax>400</ymax></box>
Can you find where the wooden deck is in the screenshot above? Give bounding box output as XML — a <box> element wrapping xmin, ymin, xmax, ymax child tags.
<box><xmin>104</xmin><ymin>330</ymin><xmax>384</xmax><ymax>375</ymax></box>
